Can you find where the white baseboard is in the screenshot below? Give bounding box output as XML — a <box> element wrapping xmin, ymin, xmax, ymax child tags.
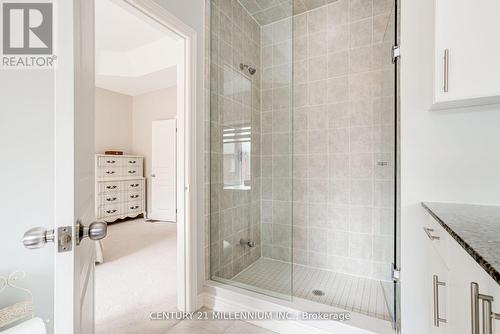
<box><xmin>197</xmin><ymin>282</ymin><xmax>393</xmax><ymax>334</ymax></box>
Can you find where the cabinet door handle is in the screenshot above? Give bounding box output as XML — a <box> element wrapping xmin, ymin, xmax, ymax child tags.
<box><xmin>471</xmin><ymin>282</ymin><xmax>500</xmax><ymax>334</ymax></box>
<box><xmin>443</xmin><ymin>49</ymin><xmax>449</xmax><ymax>92</ymax></box>
<box><xmin>106</xmin><ymin>185</ymin><xmax>117</xmax><ymax>189</ymax></box>
<box><xmin>130</xmin><ymin>195</ymin><xmax>139</xmax><ymax>199</ymax></box>
<box><xmin>129</xmin><ymin>161</ymin><xmax>137</xmax><ymax>164</ymax></box>
<box><xmin>424</xmin><ymin>227</ymin><xmax>440</xmax><ymax>240</ymax></box>
<box><xmin>130</xmin><ymin>184</ymin><xmax>139</xmax><ymax>188</ymax></box>
<box><xmin>106</xmin><ymin>209</ymin><xmax>117</xmax><ymax>214</ymax></box>
<box><xmin>106</xmin><ymin>160</ymin><xmax>116</xmax><ymax>164</ymax></box>
<box><xmin>128</xmin><ymin>170</ymin><xmax>136</xmax><ymax>174</ymax></box>
<box><xmin>106</xmin><ymin>197</ymin><xmax>117</xmax><ymax>202</ymax></box>
<box><xmin>106</xmin><ymin>171</ymin><xmax>115</xmax><ymax>175</ymax></box>
<box><xmin>433</xmin><ymin>275</ymin><xmax>447</xmax><ymax>327</ymax></box>
<box><xmin>130</xmin><ymin>205</ymin><xmax>139</xmax><ymax>210</ymax></box>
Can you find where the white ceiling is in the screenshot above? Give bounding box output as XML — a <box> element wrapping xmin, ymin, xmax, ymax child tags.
<box><xmin>95</xmin><ymin>0</ymin><xmax>181</xmax><ymax>96</ymax></box>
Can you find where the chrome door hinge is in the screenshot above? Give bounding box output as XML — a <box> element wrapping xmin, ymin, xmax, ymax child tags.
<box><xmin>392</xmin><ymin>263</ymin><xmax>401</xmax><ymax>283</ymax></box>
<box><xmin>392</xmin><ymin>45</ymin><xmax>401</xmax><ymax>64</ymax></box>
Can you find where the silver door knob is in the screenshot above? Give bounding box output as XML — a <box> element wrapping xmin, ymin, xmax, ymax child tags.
<box><xmin>23</xmin><ymin>227</ymin><xmax>55</xmax><ymax>249</ymax></box>
<box><xmin>76</xmin><ymin>221</ymin><xmax>107</xmax><ymax>245</ymax></box>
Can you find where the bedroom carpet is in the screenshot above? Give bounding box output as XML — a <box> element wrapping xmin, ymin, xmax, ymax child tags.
<box><xmin>96</xmin><ymin>218</ymin><xmax>178</xmax><ymax>334</ymax></box>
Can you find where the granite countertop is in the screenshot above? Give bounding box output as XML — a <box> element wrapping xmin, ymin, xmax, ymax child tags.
<box><xmin>422</xmin><ymin>202</ymin><xmax>500</xmax><ymax>285</ymax></box>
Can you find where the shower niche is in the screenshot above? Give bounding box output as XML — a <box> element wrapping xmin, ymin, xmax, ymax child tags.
<box><xmin>209</xmin><ymin>0</ymin><xmax>400</xmax><ymax>329</ymax></box>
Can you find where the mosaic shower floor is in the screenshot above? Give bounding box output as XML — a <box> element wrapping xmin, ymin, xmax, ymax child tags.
<box><xmin>229</xmin><ymin>258</ymin><xmax>393</xmax><ymax>321</ymax></box>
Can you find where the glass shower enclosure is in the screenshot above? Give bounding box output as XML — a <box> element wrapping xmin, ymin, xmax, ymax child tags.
<box><xmin>209</xmin><ymin>0</ymin><xmax>399</xmax><ymax>328</ymax></box>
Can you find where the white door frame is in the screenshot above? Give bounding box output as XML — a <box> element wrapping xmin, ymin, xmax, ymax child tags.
<box><xmin>122</xmin><ymin>0</ymin><xmax>198</xmax><ymax>313</ymax></box>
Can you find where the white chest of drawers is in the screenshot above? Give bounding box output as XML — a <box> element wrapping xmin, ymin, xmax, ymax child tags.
<box><xmin>95</xmin><ymin>154</ymin><xmax>146</xmax><ymax>222</ymax></box>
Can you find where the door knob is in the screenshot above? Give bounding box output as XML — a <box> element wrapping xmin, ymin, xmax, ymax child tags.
<box><xmin>76</xmin><ymin>220</ymin><xmax>107</xmax><ymax>245</ymax></box>
<box><xmin>23</xmin><ymin>227</ymin><xmax>55</xmax><ymax>249</ymax></box>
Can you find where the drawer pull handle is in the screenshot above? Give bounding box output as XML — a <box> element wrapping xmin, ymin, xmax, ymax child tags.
<box><xmin>106</xmin><ymin>209</ymin><xmax>117</xmax><ymax>214</ymax></box>
<box><xmin>128</xmin><ymin>170</ymin><xmax>136</xmax><ymax>174</ymax></box>
<box><xmin>106</xmin><ymin>185</ymin><xmax>117</xmax><ymax>189</ymax></box>
<box><xmin>471</xmin><ymin>282</ymin><xmax>500</xmax><ymax>334</ymax></box>
<box><xmin>129</xmin><ymin>161</ymin><xmax>137</xmax><ymax>164</ymax></box>
<box><xmin>106</xmin><ymin>197</ymin><xmax>117</xmax><ymax>202</ymax></box>
<box><xmin>130</xmin><ymin>195</ymin><xmax>139</xmax><ymax>199</ymax></box>
<box><xmin>106</xmin><ymin>160</ymin><xmax>116</xmax><ymax>164</ymax></box>
<box><xmin>106</xmin><ymin>171</ymin><xmax>115</xmax><ymax>175</ymax></box>
<box><xmin>130</xmin><ymin>184</ymin><xmax>139</xmax><ymax>188</ymax></box>
<box><xmin>130</xmin><ymin>206</ymin><xmax>139</xmax><ymax>210</ymax></box>
<box><xmin>443</xmin><ymin>49</ymin><xmax>449</xmax><ymax>93</ymax></box>
<box><xmin>433</xmin><ymin>275</ymin><xmax>447</xmax><ymax>327</ymax></box>
<box><xmin>424</xmin><ymin>227</ymin><xmax>440</xmax><ymax>240</ymax></box>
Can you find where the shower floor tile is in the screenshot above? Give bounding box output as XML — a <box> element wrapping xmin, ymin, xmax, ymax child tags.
<box><xmin>230</xmin><ymin>258</ymin><xmax>393</xmax><ymax>321</ymax></box>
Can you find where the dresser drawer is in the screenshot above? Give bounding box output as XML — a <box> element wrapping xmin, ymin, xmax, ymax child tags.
<box><xmin>124</xmin><ymin>179</ymin><xmax>143</xmax><ymax>190</ymax></box>
<box><xmin>124</xmin><ymin>167</ymin><xmax>140</xmax><ymax>177</ymax></box>
<box><xmin>99</xmin><ymin>167</ymin><xmax>120</xmax><ymax>178</ymax></box>
<box><xmin>100</xmin><ymin>192</ymin><xmax>123</xmax><ymax>205</ymax></box>
<box><xmin>97</xmin><ymin>181</ymin><xmax>122</xmax><ymax>194</ymax></box>
<box><xmin>127</xmin><ymin>201</ymin><xmax>143</xmax><ymax>213</ymax></box>
<box><xmin>127</xmin><ymin>191</ymin><xmax>142</xmax><ymax>201</ymax></box>
<box><xmin>125</xmin><ymin>158</ymin><xmax>141</xmax><ymax>166</ymax></box>
<box><xmin>99</xmin><ymin>204</ymin><xmax>122</xmax><ymax>217</ymax></box>
<box><xmin>97</xmin><ymin>156</ymin><xmax>122</xmax><ymax>167</ymax></box>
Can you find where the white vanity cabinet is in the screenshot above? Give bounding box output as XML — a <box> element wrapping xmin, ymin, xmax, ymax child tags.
<box><xmin>423</xmin><ymin>215</ymin><xmax>500</xmax><ymax>334</ymax></box>
<box><xmin>433</xmin><ymin>0</ymin><xmax>500</xmax><ymax>109</ymax></box>
<box><xmin>95</xmin><ymin>154</ymin><xmax>146</xmax><ymax>222</ymax></box>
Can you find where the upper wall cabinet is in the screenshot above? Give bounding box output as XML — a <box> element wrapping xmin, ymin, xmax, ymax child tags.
<box><xmin>433</xmin><ymin>0</ymin><xmax>500</xmax><ymax>110</ymax></box>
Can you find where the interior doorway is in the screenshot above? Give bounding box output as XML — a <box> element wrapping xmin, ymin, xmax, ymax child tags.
<box><xmin>93</xmin><ymin>0</ymin><xmax>183</xmax><ymax>332</ymax></box>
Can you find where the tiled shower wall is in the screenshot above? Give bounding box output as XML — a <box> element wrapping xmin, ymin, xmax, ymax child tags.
<box><xmin>209</xmin><ymin>0</ymin><xmax>262</xmax><ymax>280</ymax></box>
<box><xmin>287</xmin><ymin>0</ymin><xmax>396</xmax><ymax>281</ymax></box>
<box><xmin>260</xmin><ymin>18</ymin><xmax>294</xmax><ymax>263</ymax></box>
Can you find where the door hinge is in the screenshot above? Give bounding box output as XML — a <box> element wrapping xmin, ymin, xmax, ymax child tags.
<box><xmin>392</xmin><ymin>45</ymin><xmax>401</xmax><ymax>64</ymax></box>
<box><xmin>392</xmin><ymin>263</ymin><xmax>401</xmax><ymax>283</ymax></box>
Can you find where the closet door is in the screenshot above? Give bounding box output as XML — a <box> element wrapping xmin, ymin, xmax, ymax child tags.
<box><xmin>150</xmin><ymin>119</ymin><xmax>177</xmax><ymax>222</ymax></box>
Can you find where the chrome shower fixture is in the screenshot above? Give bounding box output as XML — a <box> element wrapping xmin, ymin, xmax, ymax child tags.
<box><xmin>240</xmin><ymin>63</ymin><xmax>256</xmax><ymax>76</ymax></box>
<box><xmin>240</xmin><ymin>238</ymin><xmax>255</xmax><ymax>247</ymax></box>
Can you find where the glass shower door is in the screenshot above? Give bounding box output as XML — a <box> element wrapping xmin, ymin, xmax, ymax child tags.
<box><xmin>209</xmin><ymin>0</ymin><xmax>294</xmax><ymax>300</ymax></box>
<box><xmin>290</xmin><ymin>0</ymin><xmax>400</xmax><ymax>324</ymax></box>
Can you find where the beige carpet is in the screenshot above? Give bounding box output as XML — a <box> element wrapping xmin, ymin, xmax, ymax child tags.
<box><xmin>96</xmin><ymin>218</ymin><xmax>179</xmax><ymax>334</ymax></box>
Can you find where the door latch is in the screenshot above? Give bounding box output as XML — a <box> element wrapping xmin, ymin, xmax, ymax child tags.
<box><xmin>57</xmin><ymin>226</ymin><xmax>72</xmax><ymax>252</ymax></box>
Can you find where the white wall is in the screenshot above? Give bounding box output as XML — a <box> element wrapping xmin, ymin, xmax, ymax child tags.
<box><xmin>132</xmin><ymin>87</ymin><xmax>177</xmax><ymax>214</ymax></box>
<box><xmin>94</xmin><ymin>87</ymin><xmax>133</xmax><ymax>153</ymax></box>
<box><xmin>153</xmin><ymin>0</ymin><xmax>206</xmax><ymax>292</ymax></box>
<box><xmin>401</xmin><ymin>1</ymin><xmax>500</xmax><ymax>333</ymax></box>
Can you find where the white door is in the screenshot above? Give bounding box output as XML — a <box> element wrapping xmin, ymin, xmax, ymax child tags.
<box><xmin>150</xmin><ymin>119</ymin><xmax>177</xmax><ymax>222</ymax></box>
<box><xmin>0</xmin><ymin>1</ymin><xmax>101</xmax><ymax>334</ymax></box>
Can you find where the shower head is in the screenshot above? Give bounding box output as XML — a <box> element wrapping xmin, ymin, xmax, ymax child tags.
<box><xmin>240</xmin><ymin>63</ymin><xmax>256</xmax><ymax>76</ymax></box>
